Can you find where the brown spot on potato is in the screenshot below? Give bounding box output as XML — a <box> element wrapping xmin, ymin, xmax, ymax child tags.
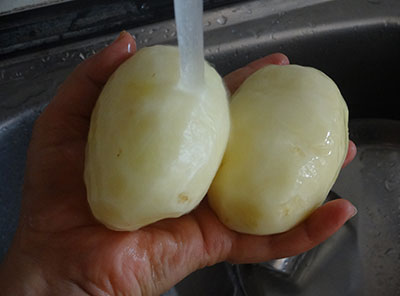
<box><xmin>178</xmin><ymin>193</ymin><xmax>189</xmax><ymax>203</ymax></box>
<box><xmin>116</xmin><ymin>148</ymin><xmax>122</xmax><ymax>157</ymax></box>
<box><xmin>291</xmin><ymin>146</ymin><xmax>305</xmax><ymax>157</ymax></box>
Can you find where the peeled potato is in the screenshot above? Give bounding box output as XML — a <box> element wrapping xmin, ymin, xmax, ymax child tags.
<box><xmin>84</xmin><ymin>45</ymin><xmax>230</xmax><ymax>231</ymax></box>
<box><xmin>208</xmin><ymin>64</ymin><xmax>348</xmax><ymax>235</ymax></box>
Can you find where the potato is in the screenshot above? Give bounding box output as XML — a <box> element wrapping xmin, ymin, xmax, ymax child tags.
<box><xmin>208</xmin><ymin>65</ymin><xmax>348</xmax><ymax>235</ymax></box>
<box><xmin>84</xmin><ymin>45</ymin><xmax>230</xmax><ymax>231</ymax></box>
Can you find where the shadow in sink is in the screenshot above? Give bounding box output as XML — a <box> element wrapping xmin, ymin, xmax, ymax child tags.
<box><xmin>0</xmin><ymin>0</ymin><xmax>399</xmax><ymax>295</ymax></box>
<box><xmin>0</xmin><ymin>110</ymin><xmax>39</xmax><ymax>257</ymax></box>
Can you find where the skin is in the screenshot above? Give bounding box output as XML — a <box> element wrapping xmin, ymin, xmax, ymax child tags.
<box><xmin>0</xmin><ymin>32</ymin><xmax>357</xmax><ymax>296</ymax></box>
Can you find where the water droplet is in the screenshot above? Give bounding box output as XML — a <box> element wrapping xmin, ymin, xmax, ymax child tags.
<box><xmin>79</xmin><ymin>53</ymin><xmax>86</xmax><ymax>60</ymax></box>
<box><xmin>140</xmin><ymin>28</ymin><xmax>145</xmax><ymax>33</ymax></box>
<box><xmin>216</xmin><ymin>15</ymin><xmax>227</xmax><ymax>25</ymax></box>
<box><xmin>143</xmin><ymin>38</ymin><xmax>149</xmax><ymax>43</ymax></box>
<box><xmin>164</xmin><ymin>28</ymin><xmax>170</xmax><ymax>33</ymax></box>
<box><xmin>171</xmin><ymin>31</ymin><xmax>176</xmax><ymax>37</ymax></box>
<box><xmin>383</xmin><ymin>248</ymin><xmax>395</xmax><ymax>259</ymax></box>
<box><xmin>140</xmin><ymin>2</ymin><xmax>150</xmax><ymax>11</ymax></box>
<box><xmin>163</xmin><ymin>34</ymin><xmax>168</xmax><ymax>38</ymax></box>
<box><xmin>254</xmin><ymin>30</ymin><xmax>262</xmax><ymax>39</ymax></box>
<box><xmin>149</xmin><ymin>28</ymin><xmax>155</xmax><ymax>34</ymax></box>
<box><xmin>247</xmin><ymin>9</ymin><xmax>252</xmax><ymax>14</ymax></box>
<box><xmin>204</xmin><ymin>21</ymin><xmax>211</xmax><ymax>27</ymax></box>
<box><xmin>384</xmin><ymin>179</ymin><xmax>399</xmax><ymax>192</ymax></box>
<box><xmin>308</xmin><ymin>22</ymin><xmax>316</xmax><ymax>28</ymax></box>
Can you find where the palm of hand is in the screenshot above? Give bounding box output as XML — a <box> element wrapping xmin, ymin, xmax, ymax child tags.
<box><xmin>11</xmin><ymin>33</ymin><xmax>356</xmax><ymax>295</ymax></box>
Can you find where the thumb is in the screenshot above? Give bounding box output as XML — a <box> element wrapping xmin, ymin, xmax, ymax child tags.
<box><xmin>35</xmin><ymin>31</ymin><xmax>136</xmax><ymax>146</ymax></box>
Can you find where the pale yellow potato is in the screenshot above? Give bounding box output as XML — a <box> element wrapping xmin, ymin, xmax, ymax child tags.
<box><xmin>208</xmin><ymin>64</ymin><xmax>348</xmax><ymax>235</ymax></box>
<box><xmin>84</xmin><ymin>45</ymin><xmax>230</xmax><ymax>231</ymax></box>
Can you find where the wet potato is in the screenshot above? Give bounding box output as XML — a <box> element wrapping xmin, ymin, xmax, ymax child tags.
<box><xmin>208</xmin><ymin>65</ymin><xmax>349</xmax><ymax>235</ymax></box>
<box><xmin>84</xmin><ymin>45</ymin><xmax>230</xmax><ymax>231</ymax></box>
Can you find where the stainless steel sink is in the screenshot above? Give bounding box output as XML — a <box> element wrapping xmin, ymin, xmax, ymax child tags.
<box><xmin>1</xmin><ymin>0</ymin><xmax>399</xmax><ymax>295</ymax></box>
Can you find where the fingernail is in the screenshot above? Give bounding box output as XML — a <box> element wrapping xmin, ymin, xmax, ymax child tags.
<box><xmin>113</xmin><ymin>30</ymin><xmax>127</xmax><ymax>44</ymax></box>
<box><xmin>350</xmin><ymin>205</ymin><xmax>358</xmax><ymax>218</ymax></box>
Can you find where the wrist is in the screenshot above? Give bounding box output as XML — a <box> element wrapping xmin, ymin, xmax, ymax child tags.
<box><xmin>0</xmin><ymin>247</ymin><xmax>49</xmax><ymax>295</ymax></box>
<box><xmin>0</xmin><ymin>246</ymin><xmax>92</xmax><ymax>296</ymax></box>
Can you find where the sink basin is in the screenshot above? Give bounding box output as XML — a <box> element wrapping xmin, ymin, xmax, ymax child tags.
<box><xmin>1</xmin><ymin>0</ymin><xmax>399</xmax><ymax>295</ymax></box>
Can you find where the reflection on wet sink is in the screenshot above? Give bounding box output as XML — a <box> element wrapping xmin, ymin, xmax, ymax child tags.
<box><xmin>1</xmin><ymin>0</ymin><xmax>399</xmax><ymax>295</ymax></box>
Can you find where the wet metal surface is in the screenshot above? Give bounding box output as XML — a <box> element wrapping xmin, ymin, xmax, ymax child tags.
<box><xmin>0</xmin><ymin>0</ymin><xmax>75</xmax><ymax>16</ymax></box>
<box><xmin>1</xmin><ymin>0</ymin><xmax>399</xmax><ymax>294</ymax></box>
<box><xmin>238</xmin><ymin>120</ymin><xmax>400</xmax><ymax>296</ymax></box>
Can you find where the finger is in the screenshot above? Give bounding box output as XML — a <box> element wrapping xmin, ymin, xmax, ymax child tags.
<box><xmin>33</xmin><ymin>31</ymin><xmax>135</xmax><ymax>147</ymax></box>
<box><xmin>343</xmin><ymin>140</ymin><xmax>357</xmax><ymax>168</ymax></box>
<box><xmin>227</xmin><ymin>199</ymin><xmax>356</xmax><ymax>263</ymax></box>
<box><xmin>44</xmin><ymin>31</ymin><xmax>136</xmax><ymax>123</ymax></box>
<box><xmin>224</xmin><ymin>53</ymin><xmax>289</xmax><ymax>94</ymax></box>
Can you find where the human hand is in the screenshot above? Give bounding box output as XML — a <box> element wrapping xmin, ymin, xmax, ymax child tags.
<box><xmin>0</xmin><ymin>31</ymin><xmax>357</xmax><ymax>296</ymax></box>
